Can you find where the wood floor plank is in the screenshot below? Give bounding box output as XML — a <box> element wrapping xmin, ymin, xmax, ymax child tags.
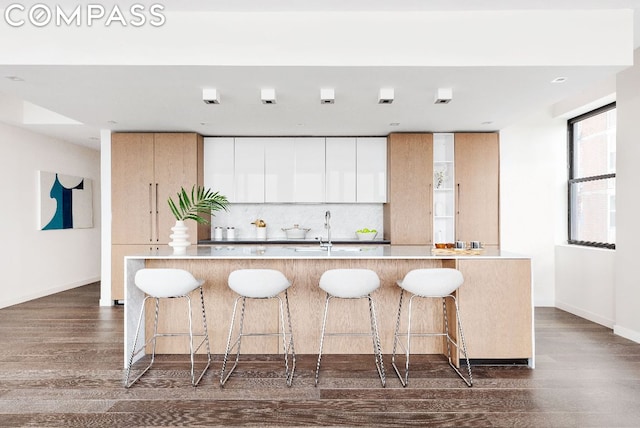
<box><xmin>2</xmin><ymin>283</ymin><xmax>640</xmax><ymax>427</ymax></box>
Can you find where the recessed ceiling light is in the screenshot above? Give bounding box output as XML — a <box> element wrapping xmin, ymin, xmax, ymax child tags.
<box><xmin>481</xmin><ymin>121</ymin><xmax>493</xmax><ymax>125</ymax></box>
<box><xmin>203</xmin><ymin>88</ymin><xmax>220</xmax><ymax>104</ymax></box>
<box><xmin>434</xmin><ymin>88</ymin><xmax>453</xmax><ymax>104</ymax></box>
<box><xmin>107</xmin><ymin>120</ymin><xmax>117</xmax><ymax>125</ymax></box>
<box><xmin>389</xmin><ymin>122</ymin><xmax>400</xmax><ymax>126</ymax></box>
<box><xmin>5</xmin><ymin>76</ymin><xmax>24</xmax><ymax>81</ymax></box>
<box><xmin>261</xmin><ymin>88</ymin><xmax>276</xmax><ymax>104</ymax></box>
<box><xmin>378</xmin><ymin>88</ymin><xmax>394</xmax><ymax>104</ymax></box>
<box><xmin>551</xmin><ymin>77</ymin><xmax>567</xmax><ymax>83</ymax></box>
<box><xmin>320</xmin><ymin>88</ymin><xmax>335</xmax><ymax>104</ymax></box>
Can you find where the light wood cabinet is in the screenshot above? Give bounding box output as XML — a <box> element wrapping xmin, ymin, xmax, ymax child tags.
<box><xmin>385</xmin><ymin>132</ymin><xmax>499</xmax><ymax>247</ymax></box>
<box><xmin>384</xmin><ymin>133</ymin><xmax>433</xmax><ymax>244</ymax></box>
<box><xmin>454</xmin><ymin>133</ymin><xmax>500</xmax><ymax>247</ymax></box>
<box><xmin>111</xmin><ymin>132</ymin><xmax>205</xmax><ymax>301</ymax></box>
<box><xmin>456</xmin><ymin>258</ymin><xmax>532</xmax><ymax>359</ymax></box>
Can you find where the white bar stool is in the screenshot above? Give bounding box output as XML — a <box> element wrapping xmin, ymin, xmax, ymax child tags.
<box><xmin>315</xmin><ymin>268</ymin><xmax>386</xmax><ymax>387</ymax></box>
<box><xmin>125</xmin><ymin>268</ymin><xmax>211</xmax><ymax>388</ymax></box>
<box><xmin>220</xmin><ymin>269</ymin><xmax>295</xmax><ymax>387</ymax></box>
<box><xmin>391</xmin><ymin>268</ymin><xmax>472</xmax><ymax>387</ymax></box>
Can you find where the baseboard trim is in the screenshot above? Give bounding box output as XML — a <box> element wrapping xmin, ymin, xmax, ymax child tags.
<box><xmin>613</xmin><ymin>324</ymin><xmax>640</xmax><ymax>344</ymax></box>
<box><xmin>0</xmin><ymin>277</ymin><xmax>100</xmax><ymax>309</ymax></box>
<box><xmin>554</xmin><ymin>301</ymin><xmax>614</xmax><ymax>328</ymax></box>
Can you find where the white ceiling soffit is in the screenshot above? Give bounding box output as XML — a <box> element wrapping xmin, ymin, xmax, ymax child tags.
<box><xmin>0</xmin><ymin>4</ymin><xmax>636</xmax><ymax>149</ymax></box>
<box><xmin>0</xmin><ymin>10</ymin><xmax>632</xmax><ymax>66</ymax></box>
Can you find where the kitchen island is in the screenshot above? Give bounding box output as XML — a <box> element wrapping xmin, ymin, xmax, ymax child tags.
<box><xmin>123</xmin><ymin>245</ymin><xmax>533</xmax><ymax>368</ymax></box>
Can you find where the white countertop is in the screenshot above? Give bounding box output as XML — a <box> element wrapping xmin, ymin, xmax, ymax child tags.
<box><xmin>125</xmin><ymin>245</ymin><xmax>530</xmax><ymax>260</ymax></box>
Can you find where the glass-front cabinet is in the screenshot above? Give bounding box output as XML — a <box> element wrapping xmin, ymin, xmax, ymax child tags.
<box><xmin>433</xmin><ymin>133</ymin><xmax>455</xmax><ymax>244</ymax></box>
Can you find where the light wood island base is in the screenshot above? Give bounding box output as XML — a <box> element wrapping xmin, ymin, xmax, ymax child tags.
<box><xmin>123</xmin><ymin>246</ymin><xmax>532</xmax><ymax>367</ymax></box>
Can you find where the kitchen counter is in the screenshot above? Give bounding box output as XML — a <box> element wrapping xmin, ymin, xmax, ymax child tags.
<box><xmin>124</xmin><ymin>245</ymin><xmax>533</xmax><ymax>368</ymax></box>
<box><xmin>198</xmin><ymin>238</ymin><xmax>390</xmax><ymax>245</ymax></box>
<box><xmin>143</xmin><ymin>244</ymin><xmax>522</xmax><ymax>259</ymax></box>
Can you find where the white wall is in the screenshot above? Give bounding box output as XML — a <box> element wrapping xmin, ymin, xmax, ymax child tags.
<box><xmin>0</xmin><ymin>122</ymin><xmax>101</xmax><ymax>308</ymax></box>
<box><xmin>555</xmin><ymin>245</ymin><xmax>615</xmax><ymax>327</ymax></box>
<box><xmin>614</xmin><ymin>48</ymin><xmax>640</xmax><ymax>343</ymax></box>
<box><xmin>500</xmin><ymin>109</ymin><xmax>567</xmax><ymax>306</ymax></box>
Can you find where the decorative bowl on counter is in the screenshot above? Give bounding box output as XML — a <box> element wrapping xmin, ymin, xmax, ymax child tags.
<box><xmin>282</xmin><ymin>224</ymin><xmax>311</xmax><ymax>239</ymax></box>
<box><xmin>356</xmin><ymin>229</ymin><xmax>378</xmax><ymax>241</ymax></box>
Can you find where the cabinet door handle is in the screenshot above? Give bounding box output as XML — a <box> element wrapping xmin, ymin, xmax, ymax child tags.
<box><xmin>428</xmin><ymin>183</ymin><xmax>433</xmax><ymax>242</ymax></box>
<box><xmin>155</xmin><ymin>183</ymin><xmax>160</xmax><ymax>242</ymax></box>
<box><xmin>456</xmin><ymin>183</ymin><xmax>460</xmax><ymax>240</ymax></box>
<box><xmin>148</xmin><ymin>183</ymin><xmax>153</xmax><ymax>242</ymax></box>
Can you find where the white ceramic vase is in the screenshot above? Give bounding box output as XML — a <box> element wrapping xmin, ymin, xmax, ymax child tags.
<box><xmin>168</xmin><ymin>220</ymin><xmax>190</xmax><ymax>255</ymax></box>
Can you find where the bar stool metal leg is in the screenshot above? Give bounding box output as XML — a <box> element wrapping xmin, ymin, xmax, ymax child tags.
<box><xmin>315</xmin><ymin>293</ymin><xmax>332</xmax><ymax>386</ymax></box>
<box><xmin>220</xmin><ymin>296</ymin><xmax>247</xmax><ymax>386</ymax></box>
<box><xmin>443</xmin><ymin>295</ymin><xmax>473</xmax><ymax>387</ymax></box>
<box><xmin>367</xmin><ymin>295</ymin><xmax>386</xmax><ymax>387</ymax></box>
<box><xmin>281</xmin><ymin>291</ymin><xmax>296</xmax><ymax>386</ymax></box>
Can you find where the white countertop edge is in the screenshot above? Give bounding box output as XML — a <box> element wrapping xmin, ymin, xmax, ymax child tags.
<box><xmin>124</xmin><ymin>245</ymin><xmax>531</xmax><ymax>260</ymax></box>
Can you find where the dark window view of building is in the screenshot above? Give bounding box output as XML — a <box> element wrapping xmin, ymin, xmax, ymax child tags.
<box><xmin>568</xmin><ymin>103</ymin><xmax>616</xmax><ymax>249</ymax></box>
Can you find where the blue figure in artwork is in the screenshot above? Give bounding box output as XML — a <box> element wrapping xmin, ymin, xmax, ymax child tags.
<box><xmin>43</xmin><ymin>174</ymin><xmax>84</xmax><ymax>230</ymax></box>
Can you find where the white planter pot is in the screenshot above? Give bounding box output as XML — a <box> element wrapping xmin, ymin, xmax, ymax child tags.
<box><xmin>168</xmin><ymin>220</ymin><xmax>190</xmax><ymax>255</ymax></box>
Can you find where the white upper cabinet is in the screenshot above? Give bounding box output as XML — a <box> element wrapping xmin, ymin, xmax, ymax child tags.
<box><xmin>356</xmin><ymin>137</ymin><xmax>387</xmax><ymax>202</ymax></box>
<box><xmin>326</xmin><ymin>137</ymin><xmax>357</xmax><ymax>203</ymax></box>
<box><xmin>234</xmin><ymin>138</ymin><xmax>266</xmax><ymax>203</ymax></box>
<box><xmin>203</xmin><ymin>137</ymin><xmax>235</xmax><ymax>201</ymax></box>
<box><xmin>265</xmin><ymin>138</ymin><xmax>295</xmax><ymax>202</ymax></box>
<box><xmin>294</xmin><ymin>138</ymin><xmax>325</xmax><ymax>202</ymax></box>
<box><xmin>203</xmin><ymin>136</ymin><xmax>386</xmax><ymax>203</ymax></box>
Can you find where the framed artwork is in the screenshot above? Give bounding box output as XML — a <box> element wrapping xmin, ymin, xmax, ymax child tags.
<box><xmin>39</xmin><ymin>171</ymin><xmax>93</xmax><ymax>230</ymax></box>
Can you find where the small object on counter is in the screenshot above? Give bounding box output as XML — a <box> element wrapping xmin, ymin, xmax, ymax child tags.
<box><xmin>251</xmin><ymin>219</ymin><xmax>267</xmax><ymax>240</ymax></box>
<box><xmin>434</xmin><ymin>243</ymin><xmax>446</xmax><ymax>249</ymax></box>
<box><xmin>470</xmin><ymin>240</ymin><xmax>482</xmax><ymax>249</ymax></box>
<box><xmin>226</xmin><ymin>226</ymin><xmax>235</xmax><ymax>240</ymax></box>
<box><xmin>454</xmin><ymin>241</ymin><xmax>465</xmax><ymax>249</ymax></box>
<box><xmin>356</xmin><ymin>228</ymin><xmax>378</xmax><ymax>241</ymax></box>
<box><xmin>256</xmin><ymin>227</ymin><xmax>267</xmax><ymax>240</ymax></box>
<box><xmin>282</xmin><ymin>224</ymin><xmax>311</xmax><ymax>239</ymax></box>
<box><xmin>213</xmin><ymin>227</ymin><xmax>223</xmax><ymax>240</ymax></box>
<box><xmin>445</xmin><ymin>243</ymin><xmax>455</xmax><ymax>249</ymax></box>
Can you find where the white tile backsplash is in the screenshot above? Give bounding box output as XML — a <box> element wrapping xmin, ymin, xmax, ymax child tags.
<box><xmin>210</xmin><ymin>204</ymin><xmax>384</xmax><ymax>240</ymax></box>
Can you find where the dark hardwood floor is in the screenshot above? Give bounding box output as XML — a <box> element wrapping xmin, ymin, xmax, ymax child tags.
<box><xmin>1</xmin><ymin>283</ymin><xmax>639</xmax><ymax>427</ymax></box>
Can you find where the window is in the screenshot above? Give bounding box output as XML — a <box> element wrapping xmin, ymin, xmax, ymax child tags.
<box><xmin>568</xmin><ymin>102</ymin><xmax>616</xmax><ymax>249</ymax></box>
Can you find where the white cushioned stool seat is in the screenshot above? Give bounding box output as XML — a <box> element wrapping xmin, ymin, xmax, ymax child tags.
<box><xmin>397</xmin><ymin>268</ymin><xmax>463</xmax><ymax>297</ymax></box>
<box><xmin>135</xmin><ymin>268</ymin><xmax>204</xmax><ymax>298</ymax></box>
<box><xmin>228</xmin><ymin>269</ymin><xmax>291</xmax><ymax>298</ymax></box>
<box><xmin>319</xmin><ymin>268</ymin><xmax>380</xmax><ymax>298</ymax></box>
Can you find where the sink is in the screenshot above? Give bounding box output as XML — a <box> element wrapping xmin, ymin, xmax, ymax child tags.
<box><xmin>293</xmin><ymin>246</ymin><xmax>362</xmax><ymax>252</ymax></box>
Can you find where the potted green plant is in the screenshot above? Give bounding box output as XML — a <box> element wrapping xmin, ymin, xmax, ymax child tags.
<box><xmin>167</xmin><ymin>185</ymin><xmax>229</xmax><ymax>254</ymax></box>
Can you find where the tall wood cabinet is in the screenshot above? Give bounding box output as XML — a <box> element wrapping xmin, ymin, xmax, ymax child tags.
<box><xmin>111</xmin><ymin>132</ymin><xmax>206</xmax><ymax>301</ymax></box>
<box><xmin>385</xmin><ymin>132</ymin><xmax>499</xmax><ymax>247</ymax></box>
<box><xmin>384</xmin><ymin>133</ymin><xmax>434</xmax><ymax>244</ymax></box>
<box><xmin>454</xmin><ymin>133</ymin><xmax>500</xmax><ymax>247</ymax></box>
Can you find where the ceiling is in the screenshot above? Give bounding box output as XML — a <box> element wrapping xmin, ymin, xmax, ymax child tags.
<box><xmin>0</xmin><ymin>1</ymin><xmax>638</xmax><ymax>150</ymax></box>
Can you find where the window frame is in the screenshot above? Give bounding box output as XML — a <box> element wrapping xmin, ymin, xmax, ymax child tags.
<box><xmin>567</xmin><ymin>101</ymin><xmax>616</xmax><ymax>250</ymax></box>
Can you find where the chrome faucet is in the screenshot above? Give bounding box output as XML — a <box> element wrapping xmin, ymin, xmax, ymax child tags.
<box><xmin>318</xmin><ymin>210</ymin><xmax>333</xmax><ymax>249</ymax></box>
